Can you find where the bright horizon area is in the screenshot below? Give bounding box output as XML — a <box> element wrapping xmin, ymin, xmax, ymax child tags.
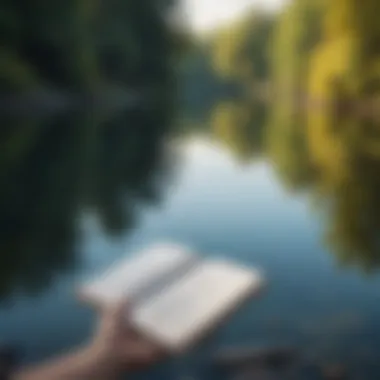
<box><xmin>183</xmin><ymin>0</ymin><xmax>287</xmax><ymax>32</ymax></box>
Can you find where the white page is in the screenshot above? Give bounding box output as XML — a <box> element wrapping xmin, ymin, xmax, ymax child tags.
<box><xmin>80</xmin><ymin>243</ymin><xmax>198</xmax><ymax>305</ymax></box>
<box><xmin>132</xmin><ymin>260</ymin><xmax>263</xmax><ymax>352</ymax></box>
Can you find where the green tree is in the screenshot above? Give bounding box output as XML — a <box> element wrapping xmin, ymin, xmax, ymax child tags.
<box><xmin>210</xmin><ymin>100</ymin><xmax>267</xmax><ymax>162</ymax></box>
<box><xmin>0</xmin><ymin>91</ymin><xmax>176</xmax><ymax>299</ymax></box>
<box><xmin>211</xmin><ymin>11</ymin><xmax>273</xmax><ymax>85</ymax></box>
<box><xmin>305</xmin><ymin>99</ymin><xmax>380</xmax><ymax>272</ymax></box>
<box><xmin>308</xmin><ymin>0</ymin><xmax>380</xmax><ymax>104</ymax></box>
<box><xmin>0</xmin><ymin>0</ymin><xmax>178</xmax><ymax>91</ymax></box>
<box><xmin>270</xmin><ymin>0</ymin><xmax>323</xmax><ymax>100</ymax></box>
<box><xmin>266</xmin><ymin>105</ymin><xmax>317</xmax><ymax>191</ymax></box>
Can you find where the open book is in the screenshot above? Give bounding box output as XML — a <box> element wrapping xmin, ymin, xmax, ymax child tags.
<box><xmin>79</xmin><ymin>243</ymin><xmax>264</xmax><ymax>353</ymax></box>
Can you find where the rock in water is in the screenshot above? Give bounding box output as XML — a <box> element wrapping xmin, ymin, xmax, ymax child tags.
<box><xmin>214</xmin><ymin>346</ymin><xmax>297</xmax><ymax>371</ymax></box>
<box><xmin>233</xmin><ymin>368</ymin><xmax>283</xmax><ymax>380</ymax></box>
<box><xmin>322</xmin><ymin>365</ymin><xmax>347</xmax><ymax>380</ymax></box>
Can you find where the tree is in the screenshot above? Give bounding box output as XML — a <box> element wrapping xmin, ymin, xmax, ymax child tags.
<box><xmin>270</xmin><ymin>0</ymin><xmax>323</xmax><ymax>100</ymax></box>
<box><xmin>210</xmin><ymin>100</ymin><xmax>266</xmax><ymax>162</ymax></box>
<box><xmin>211</xmin><ymin>11</ymin><xmax>273</xmax><ymax>85</ymax></box>
<box><xmin>308</xmin><ymin>0</ymin><xmax>380</xmax><ymax>104</ymax></box>
<box><xmin>0</xmin><ymin>0</ymin><xmax>178</xmax><ymax>91</ymax></box>
<box><xmin>309</xmin><ymin>113</ymin><xmax>380</xmax><ymax>272</ymax></box>
<box><xmin>0</xmin><ymin>91</ymin><xmax>176</xmax><ymax>299</ymax></box>
<box><xmin>265</xmin><ymin>104</ymin><xmax>317</xmax><ymax>191</ymax></box>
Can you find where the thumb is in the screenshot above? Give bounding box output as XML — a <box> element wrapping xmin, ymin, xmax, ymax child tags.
<box><xmin>100</xmin><ymin>300</ymin><xmax>130</xmax><ymax>331</ymax></box>
<box><xmin>112</xmin><ymin>300</ymin><xmax>130</xmax><ymax>321</ymax></box>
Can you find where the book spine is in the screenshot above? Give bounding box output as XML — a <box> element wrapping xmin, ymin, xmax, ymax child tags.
<box><xmin>131</xmin><ymin>259</ymin><xmax>200</xmax><ymax>306</ymax></box>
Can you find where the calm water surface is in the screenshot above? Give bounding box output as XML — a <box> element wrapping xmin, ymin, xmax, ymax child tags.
<box><xmin>1</xmin><ymin>106</ymin><xmax>380</xmax><ymax>379</ymax></box>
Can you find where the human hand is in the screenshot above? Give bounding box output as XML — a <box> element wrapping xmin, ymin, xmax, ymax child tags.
<box><xmin>88</xmin><ymin>302</ymin><xmax>162</xmax><ymax>374</ymax></box>
<box><xmin>12</xmin><ymin>303</ymin><xmax>162</xmax><ymax>380</ymax></box>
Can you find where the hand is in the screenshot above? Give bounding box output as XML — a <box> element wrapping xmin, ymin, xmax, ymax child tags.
<box><xmin>88</xmin><ymin>302</ymin><xmax>163</xmax><ymax>374</ymax></box>
<box><xmin>13</xmin><ymin>303</ymin><xmax>163</xmax><ymax>380</ymax></box>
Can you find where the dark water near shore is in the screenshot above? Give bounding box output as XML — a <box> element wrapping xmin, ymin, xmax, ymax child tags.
<box><xmin>1</xmin><ymin>99</ymin><xmax>380</xmax><ymax>379</ymax></box>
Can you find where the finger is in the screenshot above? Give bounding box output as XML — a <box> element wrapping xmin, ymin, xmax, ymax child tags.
<box><xmin>124</xmin><ymin>343</ymin><xmax>163</xmax><ymax>368</ymax></box>
<box><xmin>126</xmin><ymin>334</ymin><xmax>160</xmax><ymax>349</ymax></box>
<box><xmin>127</xmin><ymin>343</ymin><xmax>157</xmax><ymax>356</ymax></box>
<box><xmin>110</xmin><ymin>300</ymin><xmax>130</xmax><ymax>319</ymax></box>
<box><xmin>101</xmin><ymin>300</ymin><xmax>130</xmax><ymax>328</ymax></box>
<box><xmin>128</xmin><ymin>340</ymin><xmax>164</xmax><ymax>360</ymax></box>
<box><xmin>95</xmin><ymin>302</ymin><xmax>128</xmax><ymax>339</ymax></box>
<box><xmin>124</xmin><ymin>327</ymin><xmax>140</xmax><ymax>340</ymax></box>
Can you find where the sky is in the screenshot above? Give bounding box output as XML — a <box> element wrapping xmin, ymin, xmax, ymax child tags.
<box><xmin>183</xmin><ymin>0</ymin><xmax>287</xmax><ymax>32</ymax></box>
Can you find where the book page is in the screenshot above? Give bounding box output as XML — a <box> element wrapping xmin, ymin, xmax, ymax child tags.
<box><xmin>132</xmin><ymin>260</ymin><xmax>263</xmax><ymax>352</ymax></box>
<box><xmin>80</xmin><ymin>243</ymin><xmax>198</xmax><ymax>306</ymax></box>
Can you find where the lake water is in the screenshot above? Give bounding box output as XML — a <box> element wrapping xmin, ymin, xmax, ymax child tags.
<box><xmin>1</xmin><ymin>104</ymin><xmax>380</xmax><ymax>379</ymax></box>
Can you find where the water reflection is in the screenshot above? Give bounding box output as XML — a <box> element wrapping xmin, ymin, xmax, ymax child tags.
<box><xmin>308</xmin><ymin>111</ymin><xmax>380</xmax><ymax>272</ymax></box>
<box><xmin>266</xmin><ymin>103</ymin><xmax>317</xmax><ymax>191</ymax></box>
<box><xmin>0</xmin><ymin>96</ymin><xmax>176</xmax><ymax>299</ymax></box>
<box><xmin>210</xmin><ymin>100</ymin><xmax>267</xmax><ymax>163</ymax></box>
<box><xmin>196</xmin><ymin>94</ymin><xmax>380</xmax><ymax>273</ymax></box>
<box><xmin>2</xmin><ymin>89</ymin><xmax>380</xmax><ymax>300</ymax></box>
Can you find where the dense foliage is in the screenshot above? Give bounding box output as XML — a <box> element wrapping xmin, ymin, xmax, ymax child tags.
<box><xmin>181</xmin><ymin>0</ymin><xmax>380</xmax><ymax>272</ymax></box>
<box><xmin>0</xmin><ymin>0</ymin><xmax>177</xmax><ymax>91</ymax></box>
<box><xmin>0</xmin><ymin>94</ymin><xmax>175</xmax><ymax>297</ymax></box>
<box><xmin>2</xmin><ymin>0</ymin><xmax>380</xmax><ymax>291</ymax></box>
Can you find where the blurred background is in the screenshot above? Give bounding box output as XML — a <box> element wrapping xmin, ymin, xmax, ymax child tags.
<box><xmin>0</xmin><ymin>0</ymin><xmax>380</xmax><ymax>378</ymax></box>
